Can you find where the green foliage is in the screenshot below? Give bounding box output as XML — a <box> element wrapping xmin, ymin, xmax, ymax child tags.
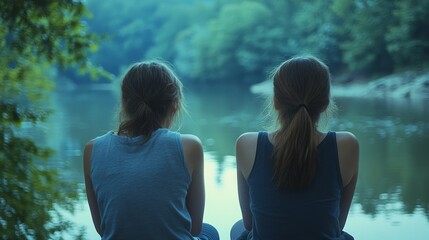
<box><xmin>194</xmin><ymin>1</ymin><xmax>273</xmax><ymax>83</ymax></box>
<box><xmin>333</xmin><ymin>0</ymin><xmax>396</xmax><ymax>74</ymax></box>
<box><xmin>0</xmin><ymin>103</ymin><xmax>78</xmax><ymax>239</ymax></box>
<box><xmin>0</xmin><ymin>0</ymin><xmax>106</xmax><ymax>238</ymax></box>
<box><xmin>386</xmin><ymin>0</ymin><xmax>429</xmax><ymax>69</ymax></box>
<box><xmin>85</xmin><ymin>0</ymin><xmax>429</xmax><ymax>84</ymax></box>
<box><xmin>332</xmin><ymin>0</ymin><xmax>429</xmax><ymax>75</ymax></box>
<box><xmin>87</xmin><ymin>0</ymin><xmax>188</xmax><ymax>75</ymax></box>
<box><xmin>293</xmin><ymin>0</ymin><xmax>343</xmax><ymax>69</ymax></box>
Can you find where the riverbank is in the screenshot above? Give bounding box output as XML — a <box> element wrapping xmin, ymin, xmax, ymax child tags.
<box><xmin>251</xmin><ymin>69</ymin><xmax>429</xmax><ymax>99</ymax></box>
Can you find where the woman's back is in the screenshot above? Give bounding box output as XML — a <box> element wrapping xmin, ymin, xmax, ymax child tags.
<box><xmin>232</xmin><ymin>56</ymin><xmax>357</xmax><ymax>240</ymax></box>
<box><xmin>90</xmin><ymin>129</ymin><xmax>194</xmax><ymax>240</ymax></box>
<box><xmin>247</xmin><ymin>131</ymin><xmax>344</xmax><ymax>239</ymax></box>
<box><xmin>84</xmin><ymin>60</ymin><xmax>218</xmax><ymax>240</ymax></box>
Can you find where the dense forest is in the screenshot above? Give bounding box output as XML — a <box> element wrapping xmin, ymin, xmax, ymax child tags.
<box><xmin>69</xmin><ymin>0</ymin><xmax>429</xmax><ymax>85</ymax></box>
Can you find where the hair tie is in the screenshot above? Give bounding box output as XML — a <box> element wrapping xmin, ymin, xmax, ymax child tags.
<box><xmin>298</xmin><ymin>104</ymin><xmax>308</xmax><ymax>111</ymax></box>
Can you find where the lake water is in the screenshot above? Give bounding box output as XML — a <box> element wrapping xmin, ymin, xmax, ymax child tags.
<box><xmin>38</xmin><ymin>84</ymin><xmax>429</xmax><ymax>239</ymax></box>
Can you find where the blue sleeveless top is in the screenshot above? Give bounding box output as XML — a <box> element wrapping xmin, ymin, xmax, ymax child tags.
<box><xmin>90</xmin><ymin>128</ymin><xmax>195</xmax><ymax>240</ymax></box>
<box><xmin>247</xmin><ymin>131</ymin><xmax>351</xmax><ymax>240</ymax></box>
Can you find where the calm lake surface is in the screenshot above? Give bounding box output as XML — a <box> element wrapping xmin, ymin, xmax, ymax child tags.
<box><xmin>37</xmin><ymin>84</ymin><xmax>429</xmax><ymax>239</ymax></box>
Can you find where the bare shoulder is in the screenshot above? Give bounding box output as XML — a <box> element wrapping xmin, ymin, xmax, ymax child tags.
<box><xmin>180</xmin><ymin>134</ymin><xmax>204</xmax><ymax>174</ymax></box>
<box><xmin>335</xmin><ymin>131</ymin><xmax>359</xmax><ymax>186</ymax></box>
<box><xmin>236</xmin><ymin>132</ymin><xmax>259</xmax><ymax>147</ymax></box>
<box><xmin>180</xmin><ymin>134</ymin><xmax>203</xmax><ymax>148</ymax></box>
<box><xmin>336</xmin><ymin>131</ymin><xmax>359</xmax><ymax>156</ymax></box>
<box><xmin>84</xmin><ymin>140</ymin><xmax>94</xmax><ymax>154</ymax></box>
<box><xmin>236</xmin><ymin>132</ymin><xmax>259</xmax><ymax>158</ymax></box>
<box><xmin>336</xmin><ymin>131</ymin><xmax>359</xmax><ymax>144</ymax></box>
<box><xmin>83</xmin><ymin>140</ymin><xmax>94</xmax><ymax>161</ymax></box>
<box><xmin>236</xmin><ymin>132</ymin><xmax>259</xmax><ymax>179</ymax></box>
<box><xmin>180</xmin><ymin>134</ymin><xmax>203</xmax><ymax>156</ymax></box>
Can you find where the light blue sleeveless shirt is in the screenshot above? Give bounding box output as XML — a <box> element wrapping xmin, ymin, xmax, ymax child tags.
<box><xmin>90</xmin><ymin>128</ymin><xmax>195</xmax><ymax>240</ymax></box>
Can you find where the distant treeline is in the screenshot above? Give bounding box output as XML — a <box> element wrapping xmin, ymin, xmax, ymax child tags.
<box><xmin>73</xmin><ymin>0</ymin><xmax>429</xmax><ymax>85</ymax></box>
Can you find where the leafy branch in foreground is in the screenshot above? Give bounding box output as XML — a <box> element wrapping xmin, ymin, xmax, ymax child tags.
<box><xmin>0</xmin><ymin>0</ymin><xmax>110</xmax><ymax>239</ymax></box>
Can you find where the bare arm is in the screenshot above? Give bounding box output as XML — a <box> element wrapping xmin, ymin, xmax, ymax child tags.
<box><xmin>181</xmin><ymin>134</ymin><xmax>205</xmax><ymax>236</ymax></box>
<box><xmin>340</xmin><ymin>173</ymin><xmax>357</xmax><ymax>229</ymax></box>
<box><xmin>336</xmin><ymin>132</ymin><xmax>359</xmax><ymax>229</ymax></box>
<box><xmin>237</xmin><ymin>169</ymin><xmax>253</xmax><ymax>230</ymax></box>
<box><xmin>236</xmin><ymin>133</ymin><xmax>258</xmax><ymax>230</ymax></box>
<box><xmin>83</xmin><ymin>141</ymin><xmax>102</xmax><ymax>236</ymax></box>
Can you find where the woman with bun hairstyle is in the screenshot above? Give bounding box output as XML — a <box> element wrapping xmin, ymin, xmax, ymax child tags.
<box><xmin>231</xmin><ymin>56</ymin><xmax>359</xmax><ymax>240</ymax></box>
<box><xmin>83</xmin><ymin>60</ymin><xmax>219</xmax><ymax>240</ymax></box>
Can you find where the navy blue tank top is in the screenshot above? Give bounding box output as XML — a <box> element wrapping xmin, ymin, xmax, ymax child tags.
<box><xmin>247</xmin><ymin>131</ymin><xmax>350</xmax><ymax>240</ymax></box>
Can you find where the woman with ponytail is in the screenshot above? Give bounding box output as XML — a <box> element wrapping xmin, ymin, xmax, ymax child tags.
<box><xmin>231</xmin><ymin>56</ymin><xmax>359</xmax><ymax>240</ymax></box>
<box><xmin>83</xmin><ymin>61</ymin><xmax>219</xmax><ymax>240</ymax></box>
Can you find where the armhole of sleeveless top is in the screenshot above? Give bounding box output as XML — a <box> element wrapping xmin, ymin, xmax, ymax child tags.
<box><xmin>89</xmin><ymin>132</ymin><xmax>112</xmax><ymax>175</ymax></box>
<box><xmin>247</xmin><ymin>131</ymin><xmax>266</xmax><ymax>182</ymax></box>
<box><xmin>331</xmin><ymin>132</ymin><xmax>344</xmax><ymax>189</ymax></box>
<box><xmin>89</xmin><ymin>140</ymin><xmax>95</xmax><ymax>176</ymax></box>
<box><xmin>89</xmin><ymin>136</ymin><xmax>102</xmax><ymax>177</ymax></box>
<box><xmin>174</xmin><ymin>132</ymin><xmax>192</xmax><ymax>182</ymax></box>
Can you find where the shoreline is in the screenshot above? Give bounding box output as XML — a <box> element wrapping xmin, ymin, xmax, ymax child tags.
<box><xmin>251</xmin><ymin>70</ymin><xmax>429</xmax><ymax>99</ymax></box>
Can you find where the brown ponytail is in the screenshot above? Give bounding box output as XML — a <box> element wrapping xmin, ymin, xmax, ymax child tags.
<box><xmin>272</xmin><ymin>56</ymin><xmax>330</xmax><ymax>190</ymax></box>
<box><xmin>118</xmin><ymin>61</ymin><xmax>183</xmax><ymax>139</ymax></box>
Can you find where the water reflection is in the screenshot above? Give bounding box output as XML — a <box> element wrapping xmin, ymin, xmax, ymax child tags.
<box><xmin>332</xmin><ymin>97</ymin><xmax>429</xmax><ymax>221</ymax></box>
<box><xmin>44</xmin><ymin>85</ymin><xmax>428</xmax><ymax>239</ymax></box>
<box><xmin>179</xmin><ymin>85</ymin><xmax>267</xmax><ymax>183</ymax></box>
